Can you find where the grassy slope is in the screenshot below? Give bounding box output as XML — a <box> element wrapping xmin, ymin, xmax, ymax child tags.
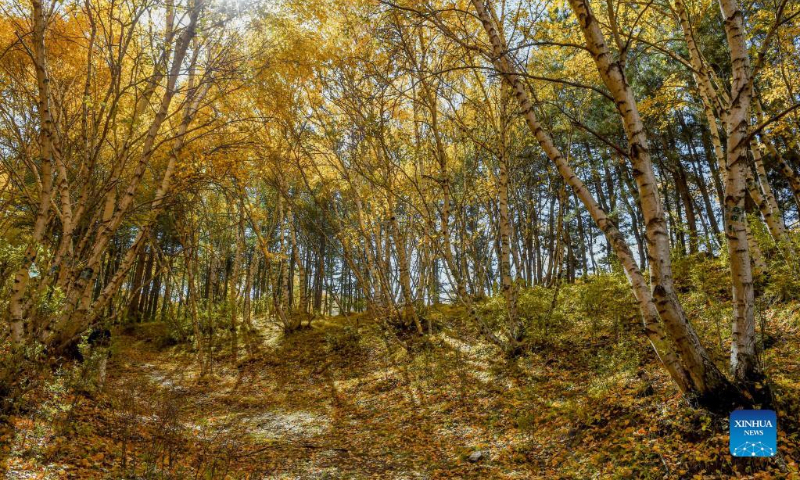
<box><xmin>1</xmin><ymin>270</ymin><xmax>799</xmax><ymax>478</ymax></box>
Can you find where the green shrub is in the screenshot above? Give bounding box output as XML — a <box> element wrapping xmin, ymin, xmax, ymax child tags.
<box><xmin>516</xmin><ymin>285</ymin><xmax>564</xmax><ymax>342</ymax></box>
<box><xmin>766</xmin><ymin>259</ymin><xmax>800</xmax><ymax>301</ymax></box>
<box><xmin>558</xmin><ymin>273</ymin><xmax>634</xmax><ymax>341</ymax></box>
<box><xmin>324</xmin><ymin>325</ymin><xmax>361</xmax><ymax>354</ymax></box>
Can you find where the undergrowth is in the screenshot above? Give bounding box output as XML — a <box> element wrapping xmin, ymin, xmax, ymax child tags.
<box><xmin>1</xmin><ymin>254</ymin><xmax>799</xmax><ymax>478</ymax></box>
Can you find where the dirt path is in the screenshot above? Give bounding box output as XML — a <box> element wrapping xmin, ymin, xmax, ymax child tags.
<box><xmin>87</xmin><ymin>318</ymin><xmax>513</xmax><ymax>479</ymax></box>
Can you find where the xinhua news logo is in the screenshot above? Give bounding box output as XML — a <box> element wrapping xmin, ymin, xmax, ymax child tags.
<box><xmin>730</xmin><ymin>410</ymin><xmax>777</xmax><ymax>457</ymax></box>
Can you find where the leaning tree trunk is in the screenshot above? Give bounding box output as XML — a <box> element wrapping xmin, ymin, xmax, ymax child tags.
<box><xmin>563</xmin><ymin>0</ymin><xmax>741</xmax><ymax>405</ymax></box>
<box><xmin>470</xmin><ymin>0</ymin><xmax>697</xmax><ymax>393</ymax></box>
<box><xmin>467</xmin><ymin>0</ymin><xmax>765</xmax><ymax>406</ymax></box>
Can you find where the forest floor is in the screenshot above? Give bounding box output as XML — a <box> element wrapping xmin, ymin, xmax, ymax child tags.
<box><xmin>2</xmin><ymin>304</ymin><xmax>800</xmax><ymax>479</ymax></box>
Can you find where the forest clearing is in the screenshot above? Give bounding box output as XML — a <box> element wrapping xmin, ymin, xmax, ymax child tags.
<box><xmin>1</xmin><ymin>0</ymin><xmax>800</xmax><ymax>477</ymax></box>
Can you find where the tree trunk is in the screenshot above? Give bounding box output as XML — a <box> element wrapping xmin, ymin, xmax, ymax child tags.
<box><xmin>497</xmin><ymin>103</ymin><xmax>520</xmax><ymax>339</ymax></box>
<box><xmin>469</xmin><ymin>0</ymin><xmax>752</xmax><ymax>404</ymax></box>
<box><xmin>7</xmin><ymin>0</ymin><xmax>56</xmax><ymax>343</ymax></box>
<box><xmin>719</xmin><ymin>0</ymin><xmax>761</xmax><ymax>386</ymax></box>
<box><xmin>471</xmin><ymin>0</ymin><xmax>694</xmax><ymax>389</ymax></box>
<box><xmin>674</xmin><ymin>164</ymin><xmax>699</xmax><ymax>254</ymax></box>
<box><xmin>564</xmin><ymin>0</ymin><xmax>738</xmax><ymax>403</ymax></box>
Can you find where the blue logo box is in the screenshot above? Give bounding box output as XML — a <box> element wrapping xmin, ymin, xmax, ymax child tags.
<box><xmin>730</xmin><ymin>410</ymin><xmax>777</xmax><ymax>457</ymax></box>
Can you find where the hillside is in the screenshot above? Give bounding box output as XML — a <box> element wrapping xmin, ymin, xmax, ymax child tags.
<box><xmin>3</xmin><ymin>270</ymin><xmax>799</xmax><ymax>478</ymax></box>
